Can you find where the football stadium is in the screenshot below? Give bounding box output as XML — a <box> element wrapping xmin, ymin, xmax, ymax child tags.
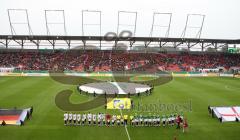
<box><xmin>0</xmin><ymin>0</ymin><xmax>240</xmax><ymax>140</ymax></box>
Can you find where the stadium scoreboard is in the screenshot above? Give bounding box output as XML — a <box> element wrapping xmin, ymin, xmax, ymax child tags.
<box><xmin>228</xmin><ymin>48</ymin><xmax>240</xmax><ymax>54</ymax></box>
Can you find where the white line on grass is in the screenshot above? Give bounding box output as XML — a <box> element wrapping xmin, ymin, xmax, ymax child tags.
<box><xmin>225</xmin><ymin>85</ymin><xmax>240</xmax><ymax>91</ymax></box>
<box><xmin>119</xmin><ymin>109</ymin><xmax>131</xmax><ymax>140</ymax></box>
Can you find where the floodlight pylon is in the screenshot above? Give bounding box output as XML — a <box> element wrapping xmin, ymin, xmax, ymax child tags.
<box><xmin>82</xmin><ymin>10</ymin><xmax>101</xmax><ymax>36</ymax></box>
<box><xmin>117</xmin><ymin>11</ymin><xmax>137</xmax><ymax>37</ymax></box>
<box><xmin>149</xmin><ymin>12</ymin><xmax>172</xmax><ymax>38</ymax></box>
<box><xmin>44</xmin><ymin>10</ymin><xmax>67</xmax><ymax>36</ymax></box>
<box><xmin>7</xmin><ymin>9</ymin><xmax>33</xmax><ymax>35</ymax></box>
<box><xmin>181</xmin><ymin>14</ymin><xmax>205</xmax><ymax>38</ymax></box>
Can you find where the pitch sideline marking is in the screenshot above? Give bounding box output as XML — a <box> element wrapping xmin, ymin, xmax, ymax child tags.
<box><xmin>119</xmin><ymin>109</ymin><xmax>131</xmax><ymax>140</ymax></box>
<box><xmin>225</xmin><ymin>85</ymin><xmax>240</xmax><ymax>91</ymax></box>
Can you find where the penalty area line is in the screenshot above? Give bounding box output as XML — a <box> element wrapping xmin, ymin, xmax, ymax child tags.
<box><xmin>119</xmin><ymin>109</ymin><xmax>131</xmax><ymax>140</ymax></box>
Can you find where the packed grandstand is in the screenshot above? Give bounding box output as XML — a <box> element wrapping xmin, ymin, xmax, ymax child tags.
<box><xmin>0</xmin><ymin>51</ymin><xmax>239</xmax><ymax>73</ymax></box>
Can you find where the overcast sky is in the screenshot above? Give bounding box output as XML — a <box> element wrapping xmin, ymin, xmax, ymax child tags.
<box><xmin>0</xmin><ymin>0</ymin><xmax>240</xmax><ymax>39</ymax></box>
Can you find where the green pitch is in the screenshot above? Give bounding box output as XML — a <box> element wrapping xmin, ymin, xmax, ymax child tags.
<box><xmin>0</xmin><ymin>76</ymin><xmax>240</xmax><ymax>140</ymax></box>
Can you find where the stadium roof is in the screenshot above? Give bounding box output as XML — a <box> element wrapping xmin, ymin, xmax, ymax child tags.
<box><xmin>0</xmin><ymin>35</ymin><xmax>239</xmax><ymax>50</ymax></box>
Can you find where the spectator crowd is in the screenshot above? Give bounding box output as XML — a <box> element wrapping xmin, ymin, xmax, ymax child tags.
<box><xmin>0</xmin><ymin>51</ymin><xmax>239</xmax><ymax>72</ymax></box>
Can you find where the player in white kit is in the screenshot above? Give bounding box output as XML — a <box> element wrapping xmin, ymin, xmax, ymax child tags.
<box><xmin>87</xmin><ymin>112</ymin><xmax>92</xmax><ymax>125</ymax></box>
<box><xmin>77</xmin><ymin>114</ymin><xmax>81</xmax><ymax>125</ymax></box>
<box><xmin>68</xmin><ymin>112</ymin><xmax>73</xmax><ymax>125</ymax></box>
<box><xmin>64</xmin><ymin>112</ymin><xmax>68</xmax><ymax>125</ymax></box>
<box><xmin>97</xmin><ymin>113</ymin><xmax>101</xmax><ymax>126</ymax></box>
<box><xmin>82</xmin><ymin>113</ymin><xmax>86</xmax><ymax>125</ymax></box>
<box><xmin>73</xmin><ymin>113</ymin><xmax>77</xmax><ymax>125</ymax></box>
<box><xmin>92</xmin><ymin>113</ymin><xmax>97</xmax><ymax>125</ymax></box>
<box><xmin>102</xmin><ymin>113</ymin><xmax>106</xmax><ymax>126</ymax></box>
<box><xmin>112</xmin><ymin>114</ymin><xmax>116</xmax><ymax>126</ymax></box>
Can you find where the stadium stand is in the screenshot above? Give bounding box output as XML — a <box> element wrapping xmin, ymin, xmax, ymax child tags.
<box><xmin>0</xmin><ymin>51</ymin><xmax>239</xmax><ymax>72</ymax></box>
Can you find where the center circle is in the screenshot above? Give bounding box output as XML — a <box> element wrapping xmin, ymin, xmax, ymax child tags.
<box><xmin>79</xmin><ymin>82</ymin><xmax>151</xmax><ymax>95</ymax></box>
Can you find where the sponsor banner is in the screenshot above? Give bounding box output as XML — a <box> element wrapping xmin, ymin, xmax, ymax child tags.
<box><xmin>25</xmin><ymin>73</ymin><xmax>49</xmax><ymax>76</ymax></box>
<box><xmin>220</xmin><ymin>73</ymin><xmax>234</xmax><ymax>77</ymax></box>
<box><xmin>175</xmin><ymin>72</ymin><xmax>220</xmax><ymax>77</ymax></box>
<box><xmin>172</xmin><ymin>72</ymin><xmax>189</xmax><ymax>77</ymax></box>
<box><xmin>89</xmin><ymin>73</ymin><xmax>112</xmax><ymax>77</ymax></box>
<box><xmin>107</xmin><ymin>98</ymin><xmax>131</xmax><ymax>110</ymax></box>
<box><xmin>188</xmin><ymin>73</ymin><xmax>203</xmax><ymax>77</ymax></box>
<box><xmin>206</xmin><ymin>73</ymin><xmax>219</xmax><ymax>77</ymax></box>
<box><xmin>172</xmin><ymin>72</ymin><xmax>220</xmax><ymax>77</ymax></box>
<box><xmin>0</xmin><ymin>73</ymin><xmax>5</xmax><ymax>76</ymax></box>
<box><xmin>234</xmin><ymin>74</ymin><xmax>240</xmax><ymax>78</ymax></box>
<box><xmin>65</xmin><ymin>72</ymin><xmax>113</xmax><ymax>77</ymax></box>
<box><xmin>0</xmin><ymin>72</ymin><xmax>233</xmax><ymax>78</ymax></box>
<box><xmin>65</xmin><ymin>73</ymin><xmax>87</xmax><ymax>76</ymax></box>
<box><xmin>0</xmin><ymin>72</ymin><xmax>49</xmax><ymax>77</ymax></box>
<box><xmin>0</xmin><ymin>73</ymin><xmax>25</xmax><ymax>76</ymax></box>
<box><xmin>172</xmin><ymin>74</ymin><xmax>188</xmax><ymax>77</ymax></box>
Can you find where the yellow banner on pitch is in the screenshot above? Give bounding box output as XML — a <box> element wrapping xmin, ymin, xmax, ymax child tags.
<box><xmin>107</xmin><ymin>98</ymin><xmax>131</xmax><ymax>109</ymax></box>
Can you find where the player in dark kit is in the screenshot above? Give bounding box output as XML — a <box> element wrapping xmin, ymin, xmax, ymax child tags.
<box><xmin>106</xmin><ymin>114</ymin><xmax>111</xmax><ymax>127</ymax></box>
<box><xmin>176</xmin><ymin>115</ymin><xmax>181</xmax><ymax>129</ymax></box>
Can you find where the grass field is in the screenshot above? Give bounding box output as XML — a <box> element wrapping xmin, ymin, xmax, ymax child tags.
<box><xmin>0</xmin><ymin>76</ymin><xmax>240</xmax><ymax>140</ymax></box>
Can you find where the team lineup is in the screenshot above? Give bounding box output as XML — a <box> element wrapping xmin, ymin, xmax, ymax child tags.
<box><xmin>63</xmin><ymin>112</ymin><xmax>188</xmax><ymax>132</ymax></box>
